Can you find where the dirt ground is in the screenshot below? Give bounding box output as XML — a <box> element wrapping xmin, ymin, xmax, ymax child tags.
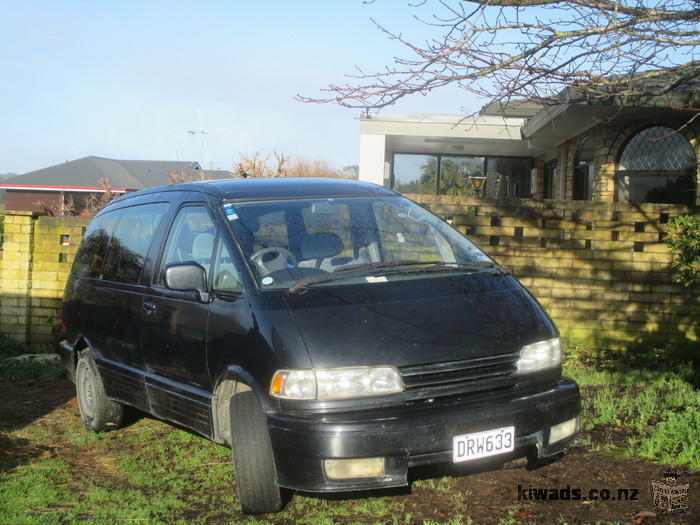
<box><xmin>1</xmin><ymin>378</ymin><xmax>697</xmax><ymax>525</ymax></box>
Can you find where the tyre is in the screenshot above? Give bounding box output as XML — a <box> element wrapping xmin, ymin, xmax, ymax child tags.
<box><xmin>229</xmin><ymin>391</ymin><xmax>283</xmax><ymax>514</ymax></box>
<box><xmin>75</xmin><ymin>350</ymin><xmax>123</xmax><ymax>432</ymax></box>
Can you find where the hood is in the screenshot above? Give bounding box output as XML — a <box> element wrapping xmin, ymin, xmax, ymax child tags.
<box><xmin>283</xmin><ymin>273</ymin><xmax>556</xmax><ymax>369</ymax></box>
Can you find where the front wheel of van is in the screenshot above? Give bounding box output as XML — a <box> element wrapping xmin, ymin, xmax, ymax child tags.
<box><xmin>229</xmin><ymin>391</ymin><xmax>283</xmax><ymax>514</ymax></box>
<box><xmin>75</xmin><ymin>351</ymin><xmax>123</xmax><ymax>432</ymax></box>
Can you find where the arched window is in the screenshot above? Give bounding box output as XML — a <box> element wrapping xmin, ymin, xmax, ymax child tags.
<box><xmin>573</xmin><ymin>137</ymin><xmax>594</xmax><ymax>200</ymax></box>
<box><xmin>617</xmin><ymin>126</ymin><xmax>696</xmax><ymax>205</ymax></box>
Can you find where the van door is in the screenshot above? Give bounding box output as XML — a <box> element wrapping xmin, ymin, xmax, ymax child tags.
<box><xmin>91</xmin><ymin>202</ymin><xmax>170</xmax><ymax>410</ymax></box>
<box><xmin>140</xmin><ymin>204</ymin><xmax>217</xmax><ymax>435</ymax></box>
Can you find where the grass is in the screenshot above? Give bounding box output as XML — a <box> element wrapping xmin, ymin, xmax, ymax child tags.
<box><xmin>565</xmin><ymin>345</ymin><xmax>700</xmax><ymax>470</ymax></box>
<box><xmin>1</xmin><ymin>342</ymin><xmax>698</xmax><ymax>523</ymax></box>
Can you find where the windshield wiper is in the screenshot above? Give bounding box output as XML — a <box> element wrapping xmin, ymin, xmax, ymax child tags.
<box><xmin>287</xmin><ymin>260</ymin><xmax>506</xmax><ymax>294</ymax></box>
<box><xmin>287</xmin><ymin>260</ymin><xmax>444</xmax><ymax>294</ymax></box>
<box><xmin>380</xmin><ymin>261</ymin><xmax>509</xmax><ymax>277</ymax></box>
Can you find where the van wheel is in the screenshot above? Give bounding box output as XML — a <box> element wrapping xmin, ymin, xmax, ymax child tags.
<box><xmin>229</xmin><ymin>391</ymin><xmax>283</xmax><ymax>514</ymax></box>
<box><xmin>75</xmin><ymin>351</ymin><xmax>123</xmax><ymax>432</ymax></box>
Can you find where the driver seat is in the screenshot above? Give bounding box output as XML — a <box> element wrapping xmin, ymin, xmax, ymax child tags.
<box><xmin>298</xmin><ymin>233</ymin><xmax>344</xmax><ymax>270</ymax></box>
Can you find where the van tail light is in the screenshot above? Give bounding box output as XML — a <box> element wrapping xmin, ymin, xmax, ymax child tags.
<box><xmin>60</xmin><ymin>310</ymin><xmax>67</xmax><ymax>333</ymax></box>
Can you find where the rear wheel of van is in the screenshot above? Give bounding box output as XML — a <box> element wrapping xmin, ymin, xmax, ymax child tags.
<box><xmin>229</xmin><ymin>391</ymin><xmax>283</xmax><ymax>514</ymax></box>
<box><xmin>75</xmin><ymin>351</ymin><xmax>123</xmax><ymax>432</ymax></box>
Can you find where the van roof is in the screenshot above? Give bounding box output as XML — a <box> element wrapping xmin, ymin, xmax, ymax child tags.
<box><xmin>107</xmin><ymin>177</ymin><xmax>396</xmax><ymax>205</ymax></box>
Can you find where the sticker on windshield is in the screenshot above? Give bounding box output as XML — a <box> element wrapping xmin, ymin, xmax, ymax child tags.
<box><xmin>222</xmin><ymin>203</ymin><xmax>238</xmax><ymax>220</ymax></box>
<box><xmin>366</xmin><ymin>276</ymin><xmax>388</xmax><ymax>283</ymax></box>
<box><xmin>262</xmin><ymin>277</ymin><xmax>274</xmax><ymax>285</ymax></box>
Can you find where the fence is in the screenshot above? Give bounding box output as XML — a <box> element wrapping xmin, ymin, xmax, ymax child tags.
<box><xmin>0</xmin><ymin>196</ymin><xmax>697</xmax><ymax>352</ymax></box>
<box><xmin>406</xmin><ymin>194</ymin><xmax>698</xmax><ymax>349</ymax></box>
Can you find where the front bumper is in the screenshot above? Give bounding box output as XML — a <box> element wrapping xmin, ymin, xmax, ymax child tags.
<box><xmin>268</xmin><ymin>378</ymin><xmax>580</xmax><ymax>492</ymax></box>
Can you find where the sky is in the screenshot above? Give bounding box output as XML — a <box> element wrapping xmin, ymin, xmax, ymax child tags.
<box><xmin>0</xmin><ymin>1</ymin><xmax>476</xmax><ymax>175</ymax></box>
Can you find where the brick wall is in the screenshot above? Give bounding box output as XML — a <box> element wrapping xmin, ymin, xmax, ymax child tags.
<box><xmin>407</xmin><ymin>194</ymin><xmax>698</xmax><ymax>350</ymax></box>
<box><xmin>0</xmin><ymin>212</ymin><xmax>88</xmax><ymax>352</ymax></box>
<box><xmin>1</xmin><ymin>199</ymin><xmax>698</xmax><ymax>353</ymax></box>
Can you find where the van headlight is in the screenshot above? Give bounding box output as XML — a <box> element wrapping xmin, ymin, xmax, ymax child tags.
<box><xmin>516</xmin><ymin>338</ymin><xmax>562</xmax><ymax>373</ymax></box>
<box><xmin>270</xmin><ymin>366</ymin><xmax>404</xmax><ymax>400</ymax></box>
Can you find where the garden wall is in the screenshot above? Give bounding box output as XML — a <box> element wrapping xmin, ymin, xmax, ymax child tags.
<box><xmin>0</xmin><ymin>211</ymin><xmax>87</xmax><ymax>352</ymax></box>
<box><xmin>407</xmin><ymin>194</ymin><xmax>698</xmax><ymax>350</ymax></box>
<box><xmin>0</xmin><ymin>196</ymin><xmax>697</xmax><ymax>353</ymax></box>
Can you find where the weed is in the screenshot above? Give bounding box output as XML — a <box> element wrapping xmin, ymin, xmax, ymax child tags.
<box><xmin>0</xmin><ymin>355</ymin><xmax>65</xmax><ymax>381</ymax></box>
<box><xmin>0</xmin><ymin>333</ymin><xmax>29</xmax><ymax>359</ymax></box>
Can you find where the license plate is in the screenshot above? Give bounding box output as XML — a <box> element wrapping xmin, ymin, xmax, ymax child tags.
<box><xmin>453</xmin><ymin>426</ymin><xmax>515</xmax><ymax>463</ymax></box>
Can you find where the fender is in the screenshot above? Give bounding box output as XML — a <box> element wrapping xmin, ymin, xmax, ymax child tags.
<box><xmin>210</xmin><ymin>365</ymin><xmax>278</xmax><ymax>445</ymax></box>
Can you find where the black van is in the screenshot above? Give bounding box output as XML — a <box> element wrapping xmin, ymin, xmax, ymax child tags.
<box><xmin>60</xmin><ymin>178</ymin><xmax>580</xmax><ymax>513</ymax></box>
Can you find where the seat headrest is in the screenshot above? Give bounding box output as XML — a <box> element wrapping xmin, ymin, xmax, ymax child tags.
<box><xmin>300</xmin><ymin>232</ymin><xmax>344</xmax><ymax>260</ymax></box>
<box><xmin>192</xmin><ymin>233</ymin><xmax>214</xmax><ymax>259</ymax></box>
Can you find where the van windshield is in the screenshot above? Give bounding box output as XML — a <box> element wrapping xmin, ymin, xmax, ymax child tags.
<box><xmin>222</xmin><ymin>196</ymin><xmax>492</xmax><ymax>290</ymax></box>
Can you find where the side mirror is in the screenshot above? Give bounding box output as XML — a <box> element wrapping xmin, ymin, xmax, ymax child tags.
<box><xmin>164</xmin><ymin>262</ymin><xmax>210</xmax><ymax>302</ymax></box>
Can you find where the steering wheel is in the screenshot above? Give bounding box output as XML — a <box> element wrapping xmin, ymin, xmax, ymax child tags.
<box><xmin>250</xmin><ymin>247</ymin><xmax>298</xmax><ymax>275</ymax></box>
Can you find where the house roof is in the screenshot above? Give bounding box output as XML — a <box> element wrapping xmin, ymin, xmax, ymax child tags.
<box><xmin>479</xmin><ymin>100</ymin><xmax>543</xmax><ymax>118</ymax></box>
<box><xmin>522</xmin><ymin>65</ymin><xmax>700</xmax><ymax>148</ymax></box>
<box><xmin>0</xmin><ymin>156</ymin><xmax>203</xmax><ymax>191</ymax></box>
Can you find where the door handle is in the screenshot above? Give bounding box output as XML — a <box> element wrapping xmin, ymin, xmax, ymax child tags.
<box><xmin>143</xmin><ymin>302</ymin><xmax>157</xmax><ymax>315</ymax></box>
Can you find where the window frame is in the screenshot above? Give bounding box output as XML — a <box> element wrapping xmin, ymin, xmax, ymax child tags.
<box><xmin>615</xmin><ymin>125</ymin><xmax>697</xmax><ymax>205</ymax></box>
<box><xmin>390</xmin><ymin>152</ymin><xmax>534</xmax><ymax>197</ymax></box>
<box><xmin>153</xmin><ymin>202</ymin><xmax>219</xmax><ymax>289</ymax></box>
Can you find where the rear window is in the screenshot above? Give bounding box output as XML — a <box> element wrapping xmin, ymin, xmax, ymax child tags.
<box><xmin>72</xmin><ymin>211</ymin><xmax>119</xmax><ymax>278</ymax></box>
<box><xmin>101</xmin><ymin>203</ymin><xmax>169</xmax><ymax>284</ymax></box>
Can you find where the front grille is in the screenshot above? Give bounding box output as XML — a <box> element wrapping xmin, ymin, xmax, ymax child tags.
<box><xmin>399</xmin><ymin>352</ymin><xmax>519</xmax><ymax>391</ymax></box>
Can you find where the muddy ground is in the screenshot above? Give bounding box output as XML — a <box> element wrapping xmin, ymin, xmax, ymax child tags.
<box><xmin>1</xmin><ymin>378</ymin><xmax>697</xmax><ymax>524</ymax></box>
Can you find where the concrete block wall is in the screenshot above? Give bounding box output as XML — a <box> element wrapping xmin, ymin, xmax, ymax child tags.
<box><xmin>0</xmin><ymin>212</ymin><xmax>88</xmax><ymax>352</ymax></box>
<box><xmin>408</xmin><ymin>194</ymin><xmax>699</xmax><ymax>350</ymax></box>
<box><xmin>2</xmin><ymin>200</ymin><xmax>698</xmax><ymax>353</ymax></box>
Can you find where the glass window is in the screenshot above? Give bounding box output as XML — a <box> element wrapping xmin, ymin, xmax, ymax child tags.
<box><xmin>543</xmin><ymin>160</ymin><xmax>556</xmax><ymax>199</ymax></box>
<box><xmin>158</xmin><ymin>206</ymin><xmax>217</xmax><ymax>284</ymax></box>
<box><xmin>573</xmin><ymin>137</ymin><xmax>594</xmax><ymax>200</ymax></box>
<box><xmin>439</xmin><ymin>156</ymin><xmax>484</xmax><ymax>196</ymax></box>
<box><xmin>213</xmin><ymin>242</ymin><xmax>243</xmax><ymax>293</ymax></box>
<box><xmin>72</xmin><ymin>211</ymin><xmax>119</xmax><ymax>278</ymax></box>
<box><xmin>101</xmin><ymin>203</ymin><xmax>169</xmax><ymax>284</ymax></box>
<box><xmin>393</xmin><ymin>154</ymin><xmax>438</xmax><ymax>193</ymax></box>
<box><xmin>486</xmin><ymin>157</ymin><xmax>533</xmax><ymax>198</ymax></box>
<box><xmin>373</xmin><ymin>200</ymin><xmax>456</xmax><ymax>262</ymax></box>
<box><xmin>617</xmin><ymin>126</ymin><xmax>696</xmax><ymax>205</ymax></box>
<box><xmin>224</xmin><ymin>196</ymin><xmax>490</xmax><ymax>290</ymax></box>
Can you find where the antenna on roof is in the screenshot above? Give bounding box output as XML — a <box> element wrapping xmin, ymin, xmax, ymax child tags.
<box><xmin>187</xmin><ymin>129</ymin><xmax>209</xmax><ymax>169</ymax></box>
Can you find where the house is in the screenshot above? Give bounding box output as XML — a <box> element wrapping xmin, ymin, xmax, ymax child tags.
<box><xmin>0</xmin><ymin>156</ymin><xmax>234</xmax><ymax>214</ymax></box>
<box><xmin>359</xmin><ymin>80</ymin><xmax>699</xmax><ymax>206</ymax></box>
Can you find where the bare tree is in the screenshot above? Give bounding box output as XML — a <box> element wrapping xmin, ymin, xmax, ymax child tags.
<box><xmin>169</xmin><ymin>168</ymin><xmax>204</xmax><ymax>184</ymax></box>
<box><xmin>299</xmin><ymin>1</ymin><xmax>700</xmax><ymax>112</ymax></box>
<box><xmin>36</xmin><ymin>178</ymin><xmax>118</xmax><ymax>217</ymax></box>
<box><xmin>232</xmin><ymin>151</ymin><xmax>347</xmax><ymax>178</ymax></box>
<box><xmin>233</xmin><ymin>150</ymin><xmax>274</xmax><ymax>178</ymax></box>
<box><xmin>84</xmin><ymin>178</ymin><xmax>118</xmax><ymax>216</ymax></box>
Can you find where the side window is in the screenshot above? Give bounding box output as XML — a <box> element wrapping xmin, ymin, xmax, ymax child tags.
<box><xmin>72</xmin><ymin>211</ymin><xmax>119</xmax><ymax>278</ymax></box>
<box><xmin>213</xmin><ymin>241</ymin><xmax>243</xmax><ymax>293</ymax></box>
<box><xmin>158</xmin><ymin>206</ymin><xmax>216</xmax><ymax>284</ymax></box>
<box><xmin>102</xmin><ymin>203</ymin><xmax>169</xmax><ymax>284</ymax></box>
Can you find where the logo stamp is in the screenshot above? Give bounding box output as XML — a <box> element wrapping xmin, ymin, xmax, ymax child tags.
<box><xmin>651</xmin><ymin>470</ymin><xmax>689</xmax><ymax>514</ymax></box>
